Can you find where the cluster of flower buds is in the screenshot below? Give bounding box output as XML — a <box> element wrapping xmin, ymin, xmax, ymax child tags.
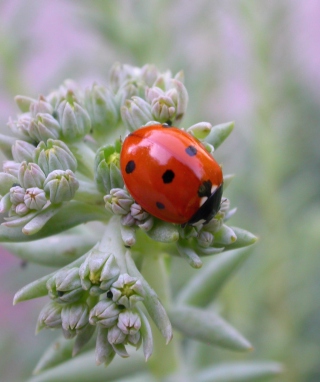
<box><xmin>36</xmin><ymin>246</ymin><xmax>155</xmax><ymax>364</ymax></box>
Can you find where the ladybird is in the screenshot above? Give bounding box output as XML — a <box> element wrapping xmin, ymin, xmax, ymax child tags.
<box><xmin>120</xmin><ymin>124</ymin><xmax>223</xmax><ymax>225</ymax></box>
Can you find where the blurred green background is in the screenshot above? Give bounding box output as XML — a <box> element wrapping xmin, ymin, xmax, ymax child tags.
<box><xmin>0</xmin><ymin>1</ymin><xmax>319</xmax><ymax>381</ymax></box>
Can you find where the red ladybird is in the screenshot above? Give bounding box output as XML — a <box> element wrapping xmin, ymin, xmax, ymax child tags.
<box><xmin>120</xmin><ymin>124</ymin><xmax>223</xmax><ymax>225</ymax></box>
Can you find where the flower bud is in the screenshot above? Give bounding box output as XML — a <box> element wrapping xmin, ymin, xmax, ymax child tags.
<box><xmin>18</xmin><ymin>161</ymin><xmax>46</xmax><ymax>189</ymax></box>
<box><xmin>197</xmin><ymin>230</ymin><xmax>214</xmax><ymax>248</ymax></box>
<box><xmin>3</xmin><ymin>161</ymin><xmax>20</xmax><ymax>178</ymax></box>
<box><xmin>57</xmin><ymin>99</ymin><xmax>91</xmax><ymax>141</ymax></box>
<box><xmin>34</xmin><ymin>139</ymin><xmax>77</xmax><ymax>175</ymax></box>
<box><xmin>14</xmin><ymin>95</ymin><xmax>36</xmax><ymax>113</ymax></box>
<box><xmin>10</xmin><ymin>186</ymin><xmax>25</xmax><ymax>205</ymax></box>
<box><xmin>43</xmin><ymin>169</ymin><xmax>79</xmax><ymax>204</ymax></box>
<box><xmin>104</xmin><ymin>188</ymin><xmax>133</xmax><ymax>215</ymax></box>
<box><xmin>30</xmin><ymin>96</ymin><xmax>54</xmax><ymax>116</ymax></box>
<box><xmin>107</xmin><ymin>324</ymin><xmax>126</xmax><ymax>344</ymax></box>
<box><xmin>79</xmin><ymin>249</ymin><xmax>120</xmax><ymax>291</ymax></box>
<box><xmin>61</xmin><ymin>302</ymin><xmax>90</xmax><ymax>339</ymax></box>
<box><xmin>24</xmin><ymin>187</ymin><xmax>47</xmax><ymax>210</ymax></box>
<box><xmin>12</xmin><ymin>140</ymin><xmax>36</xmax><ymax>163</ymax></box>
<box><xmin>110</xmin><ymin>273</ymin><xmax>144</xmax><ymax>309</ymax></box>
<box><xmin>7</xmin><ymin>114</ymin><xmax>32</xmax><ymax>141</ymax></box>
<box><xmin>121</xmin><ymin>213</ymin><xmax>136</xmax><ymax>227</ymax></box>
<box><xmin>137</xmin><ymin>216</ymin><xmax>154</xmax><ymax>231</ymax></box>
<box><xmin>85</xmin><ymin>84</ymin><xmax>119</xmax><ymax>136</ymax></box>
<box><xmin>187</xmin><ymin>122</ymin><xmax>212</xmax><ymax>140</ymax></box>
<box><xmin>89</xmin><ymin>300</ymin><xmax>121</xmax><ymax>328</ymax></box>
<box><xmin>47</xmin><ymin>267</ymin><xmax>84</xmax><ymax>303</ymax></box>
<box><xmin>117</xmin><ymin>310</ymin><xmax>141</xmax><ymax>336</ymax></box>
<box><xmin>120</xmin><ymin>97</ymin><xmax>153</xmax><ymax>131</ymax></box>
<box><xmin>15</xmin><ymin>202</ymin><xmax>29</xmax><ymax>216</ymax></box>
<box><xmin>94</xmin><ymin>142</ymin><xmax>123</xmax><ymax>194</ymax></box>
<box><xmin>36</xmin><ymin>301</ymin><xmax>62</xmax><ymax>332</ymax></box>
<box><xmin>140</xmin><ymin>64</ymin><xmax>160</xmax><ymax>87</ymax></box>
<box><xmin>28</xmin><ymin>113</ymin><xmax>61</xmax><ymax>141</ymax></box>
<box><xmin>130</xmin><ymin>203</ymin><xmax>149</xmax><ymax>221</ymax></box>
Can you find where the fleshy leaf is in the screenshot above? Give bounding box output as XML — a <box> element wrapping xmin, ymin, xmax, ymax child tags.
<box><xmin>196</xmin><ymin>361</ymin><xmax>283</xmax><ymax>382</ymax></box>
<box><xmin>175</xmin><ymin>249</ymin><xmax>252</xmax><ymax>306</ymax></box>
<box><xmin>169</xmin><ymin>305</ymin><xmax>252</xmax><ymax>352</ymax></box>
<box><xmin>205</xmin><ymin>121</ymin><xmax>234</xmax><ymax>150</ymax></box>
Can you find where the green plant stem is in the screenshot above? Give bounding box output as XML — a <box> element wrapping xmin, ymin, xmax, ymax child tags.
<box><xmin>141</xmin><ymin>253</ymin><xmax>180</xmax><ymax>378</ymax></box>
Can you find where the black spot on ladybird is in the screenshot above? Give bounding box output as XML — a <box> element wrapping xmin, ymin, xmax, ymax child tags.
<box><xmin>185</xmin><ymin>145</ymin><xmax>197</xmax><ymax>156</ymax></box>
<box><xmin>125</xmin><ymin>160</ymin><xmax>136</xmax><ymax>174</ymax></box>
<box><xmin>156</xmin><ymin>201</ymin><xmax>165</xmax><ymax>210</ymax></box>
<box><xmin>162</xmin><ymin>169</ymin><xmax>175</xmax><ymax>184</ymax></box>
<box><xmin>197</xmin><ymin>180</ymin><xmax>212</xmax><ymax>197</ymax></box>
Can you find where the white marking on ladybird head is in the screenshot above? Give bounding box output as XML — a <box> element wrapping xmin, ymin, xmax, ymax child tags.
<box><xmin>211</xmin><ymin>185</ymin><xmax>218</xmax><ymax>194</ymax></box>
<box><xmin>199</xmin><ymin>196</ymin><xmax>208</xmax><ymax>207</ymax></box>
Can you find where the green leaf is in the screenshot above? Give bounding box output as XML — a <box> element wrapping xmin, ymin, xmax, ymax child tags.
<box><xmin>205</xmin><ymin>121</ymin><xmax>234</xmax><ymax>150</ymax></box>
<box><xmin>196</xmin><ymin>361</ymin><xmax>283</xmax><ymax>382</ymax></box>
<box><xmin>33</xmin><ymin>336</ymin><xmax>74</xmax><ymax>375</ymax></box>
<box><xmin>2</xmin><ymin>228</ymin><xmax>98</xmax><ymax>266</ymax></box>
<box><xmin>222</xmin><ymin>227</ymin><xmax>258</xmax><ymax>250</ymax></box>
<box><xmin>125</xmin><ymin>250</ymin><xmax>173</xmax><ymax>344</ymax></box>
<box><xmin>169</xmin><ymin>305</ymin><xmax>252</xmax><ymax>352</ymax></box>
<box><xmin>175</xmin><ymin>249</ymin><xmax>252</xmax><ymax>306</ymax></box>
<box><xmin>27</xmin><ymin>350</ymin><xmax>146</xmax><ymax>382</ymax></box>
<box><xmin>176</xmin><ymin>239</ymin><xmax>202</xmax><ymax>268</ymax></box>
<box><xmin>13</xmin><ymin>254</ymin><xmax>87</xmax><ymax>304</ymax></box>
<box><xmin>0</xmin><ymin>202</ymin><xmax>107</xmax><ymax>242</ymax></box>
<box><xmin>145</xmin><ymin>219</ymin><xmax>179</xmax><ymax>243</ymax></box>
<box><xmin>0</xmin><ymin>133</ymin><xmax>16</xmax><ymax>158</ymax></box>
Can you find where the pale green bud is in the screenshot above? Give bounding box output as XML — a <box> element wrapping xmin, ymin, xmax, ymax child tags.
<box><xmin>30</xmin><ymin>97</ymin><xmax>54</xmax><ymax>116</ymax></box>
<box><xmin>18</xmin><ymin>162</ymin><xmax>46</xmax><ymax>189</ymax></box>
<box><xmin>89</xmin><ymin>300</ymin><xmax>121</xmax><ymax>328</ymax></box>
<box><xmin>117</xmin><ymin>310</ymin><xmax>141</xmax><ymax>336</ymax></box>
<box><xmin>10</xmin><ymin>186</ymin><xmax>25</xmax><ymax>205</ymax></box>
<box><xmin>137</xmin><ymin>216</ymin><xmax>154</xmax><ymax>231</ymax></box>
<box><xmin>28</xmin><ymin>113</ymin><xmax>61</xmax><ymax>141</ymax></box>
<box><xmin>121</xmin><ymin>213</ymin><xmax>136</xmax><ymax>227</ymax></box>
<box><xmin>130</xmin><ymin>203</ymin><xmax>149</xmax><ymax>221</ymax></box>
<box><xmin>7</xmin><ymin>114</ymin><xmax>32</xmax><ymax>141</ymax></box>
<box><xmin>110</xmin><ymin>273</ymin><xmax>144</xmax><ymax>309</ymax></box>
<box><xmin>57</xmin><ymin>99</ymin><xmax>91</xmax><ymax>141</ymax></box>
<box><xmin>85</xmin><ymin>84</ymin><xmax>119</xmax><ymax>135</ymax></box>
<box><xmin>94</xmin><ymin>142</ymin><xmax>123</xmax><ymax>194</ymax></box>
<box><xmin>107</xmin><ymin>324</ymin><xmax>126</xmax><ymax>344</ymax></box>
<box><xmin>104</xmin><ymin>188</ymin><xmax>133</xmax><ymax>215</ymax></box>
<box><xmin>13</xmin><ymin>203</ymin><xmax>30</xmax><ymax>216</ymax></box>
<box><xmin>12</xmin><ymin>140</ymin><xmax>36</xmax><ymax>163</ymax></box>
<box><xmin>34</xmin><ymin>139</ymin><xmax>77</xmax><ymax>175</ymax></box>
<box><xmin>47</xmin><ymin>267</ymin><xmax>84</xmax><ymax>303</ymax></box>
<box><xmin>197</xmin><ymin>230</ymin><xmax>214</xmax><ymax>248</ymax></box>
<box><xmin>3</xmin><ymin>161</ymin><xmax>20</xmax><ymax>178</ymax></box>
<box><xmin>79</xmin><ymin>249</ymin><xmax>120</xmax><ymax>291</ymax></box>
<box><xmin>15</xmin><ymin>202</ymin><xmax>29</xmax><ymax>216</ymax></box>
<box><xmin>187</xmin><ymin>122</ymin><xmax>212</xmax><ymax>140</ymax></box>
<box><xmin>140</xmin><ymin>64</ymin><xmax>160</xmax><ymax>87</ymax></box>
<box><xmin>61</xmin><ymin>302</ymin><xmax>90</xmax><ymax>339</ymax></box>
<box><xmin>43</xmin><ymin>169</ymin><xmax>79</xmax><ymax>204</ymax></box>
<box><xmin>36</xmin><ymin>301</ymin><xmax>62</xmax><ymax>332</ymax></box>
<box><xmin>150</xmin><ymin>95</ymin><xmax>176</xmax><ymax>123</ymax></box>
<box><xmin>14</xmin><ymin>95</ymin><xmax>36</xmax><ymax>113</ymax></box>
<box><xmin>120</xmin><ymin>97</ymin><xmax>153</xmax><ymax>131</ymax></box>
<box><xmin>24</xmin><ymin>187</ymin><xmax>47</xmax><ymax>210</ymax></box>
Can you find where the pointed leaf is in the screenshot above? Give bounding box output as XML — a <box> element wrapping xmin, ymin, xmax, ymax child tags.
<box><xmin>176</xmin><ymin>249</ymin><xmax>252</xmax><ymax>306</ymax></box>
<box><xmin>196</xmin><ymin>361</ymin><xmax>283</xmax><ymax>382</ymax></box>
<box><xmin>125</xmin><ymin>250</ymin><xmax>173</xmax><ymax>344</ymax></box>
<box><xmin>222</xmin><ymin>227</ymin><xmax>258</xmax><ymax>249</ymax></box>
<box><xmin>206</xmin><ymin>121</ymin><xmax>234</xmax><ymax>149</ymax></box>
<box><xmin>169</xmin><ymin>305</ymin><xmax>252</xmax><ymax>352</ymax></box>
<box><xmin>0</xmin><ymin>202</ymin><xmax>107</xmax><ymax>242</ymax></box>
